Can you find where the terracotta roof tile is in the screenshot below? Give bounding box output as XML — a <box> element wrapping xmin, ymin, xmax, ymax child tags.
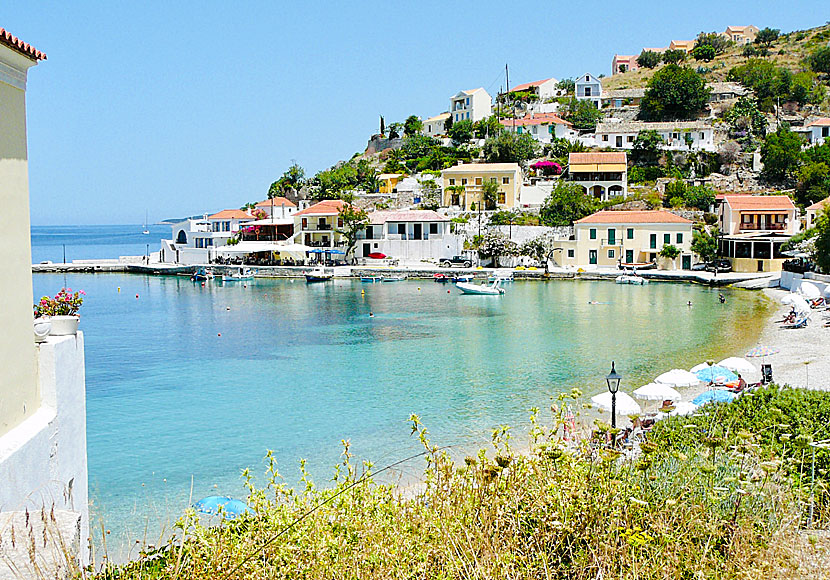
<box><xmin>509</xmin><ymin>78</ymin><xmax>555</xmax><ymax>92</ymax></box>
<box><xmin>807</xmin><ymin>118</ymin><xmax>830</xmax><ymax>127</ymax></box>
<box><xmin>294</xmin><ymin>199</ymin><xmax>351</xmax><ymax>216</ymax></box>
<box><xmin>569</xmin><ymin>152</ymin><xmax>627</xmax><ymax>164</ymax></box>
<box><xmin>723</xmin><ymin>195</ymin><xmax>795</xmax><ymax>211</ymax></box>
<box><xmin>255</xmin><ymin>197</ymin><xmax>296</xmax><ymax>208</ymax></box>
<box><xmin>575</xmin><ymin>210</ymin><xmax>692</xmax><ymax>225</ymax></box>
<box><xmin>208</xmin><ymin>209</ymin><xmax>253</xmax><ymax>220</ymax></box>
<box><xmin>0</xmin><ymin>28</ymin><xmax>46</xmax><ymax>60</ymax></box>
<box><xmin>807</xmin><ymin>197</ymin><xmax>829</xmax><ymax>211</ymax></box>
<box><xmin>499</xmin><ymin>114</ymin><xmax>571</xmax><ymax>127</ymax></box>
<box><xmin>368</xmin><ymin>210</ymin><xmax>448</xmax><ymax>224</ymax></box>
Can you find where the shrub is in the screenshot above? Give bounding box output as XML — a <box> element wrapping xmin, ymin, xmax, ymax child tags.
<box><xmin>636</xmin><ymin>50</ymin><xmax>661</xmax><ymax>69</ymax></box>
<box><xmin>809</xmin><ymin>46</ymin><xmax>830</xmax><ymax>74</ymax></box>
<box><xmin>691</xmin><ymin>44</ymin><xmax>716</xmax><ymax>61</ymax></box>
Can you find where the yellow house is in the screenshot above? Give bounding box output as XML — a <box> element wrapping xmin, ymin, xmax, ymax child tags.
<box><xmin>718</xmin><ymin>195</ymin><xmax>799</xmax><ymax>273</ymax></box>
<box><xmin>722</xmin><ymin>25</ymin><xmax>759</xmax><ymax>45</ymax></box>
<box><xmin>378</xmin><ymin>173</ymin><xmax>405</xmax><ymax>194</ymax></box>
<box><xmin>668</xmin><ymin>40</ymin><xmax>696</xmax><ymax>53</ymax></box>
<box><xmin>566</xmin><ymin>152</ymin><xmax>628</xmax><ymax>200</ymax></box>
<box><xmin>293</xmin><ymin>199</ymin><xmax>350</xmax><ymax>249</ymax></box>
<box><xmin>0</xmin><ymin>28</ymin><xmax>45</xmax><ymax>438</ymax></box>
<box><xmin>553</xmin><ymin>210</ymin><xmax>695</xmax><ymax>269</ymax></box>
<box><xmin>441</xmin><ymin>163</ymin><xmax>522</xmax><ymax>210</ymax></box>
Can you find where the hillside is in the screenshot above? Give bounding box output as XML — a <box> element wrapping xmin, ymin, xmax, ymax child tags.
<box><xmin>603</xmin><ymin>23</ymin><xmax>830</xmax><ymax>93</ymax></box>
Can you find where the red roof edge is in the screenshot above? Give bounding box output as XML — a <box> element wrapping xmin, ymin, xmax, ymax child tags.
<box><xmin>0</xmin><ymin>28</ymin><xmax>47</xmax><ymax>61</ymax></box>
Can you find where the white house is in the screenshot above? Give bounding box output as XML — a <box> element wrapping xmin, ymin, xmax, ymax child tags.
<box><xmin>254</xmin><ymin>196</ymin><xmax>297</xmax><ymax>219</ymax></box>
<box><xmin>807</xmin><ymin>118</ymin><xmax>830</xmax><ymax>146</ymax></box>
<box><xmin>161</xmin><ymin>209</ymin><xmax>254</xmax><ymax>264</ymax></box>
<box><xmin>566</xmin><ymin>152</ymin><xmax>628</xmax><ymax>201</ymax></box>
<box><xmin>450</xmin><ymin>87</ymin><xmax>492</xmax><ymax>123</ymax></box>
<box><xmin>422</xmin><ymin>112</ymin><xmax>450</xmax><ymax>138</ymax></box>
<box><xmin>499</xmin><ymin>114</ymin><xmax>577</xmax><ymax>144</ymax></box>
<box><xmin>575</xmin><ymin>73</ymin><xmax>602</xmax><ymax>107</ymax></box>
<box><xmin>0</xmin><ymin>27</ymin><xmax>91</xmax><ymax>571</ymax></box>
<box><xmin>718</xmin><ymin>195</ymin><xmax>799</xmax><ymax>273</ymax></box>
<box><xmin>806</xmin><ymin>197</ymin><xmax>828</xmax><ymax>229</ymax></box>
<box><xmin>356</xmin><ymin>210</ymin><xmax>463</xmax><ymax>262</ymax></box>
<box><xmin>595</xmin><ymin>120</ymin><xmax>717</xmax><ymax>152</ymax></box>
<box><xmin>509</xmin><ymin>78</ymin><xmax>559</xmax><ymax>100</ymax></box>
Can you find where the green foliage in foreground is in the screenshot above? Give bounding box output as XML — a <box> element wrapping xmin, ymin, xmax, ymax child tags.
<box><xmin>97</xmin><ymin>385</ymin><xmax>830</xmax><ymax>579</ymax></box>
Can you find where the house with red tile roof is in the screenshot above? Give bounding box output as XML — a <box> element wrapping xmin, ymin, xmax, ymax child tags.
<box><xmin>718</xmin><ymin>195</ymin><xmax>800</xmax><ymax>273</ymax></box>
<box><xmin>499</xmin><ymin>113</ymin><xmax>576</xmax><ymax>143</ymax></box>
<box><xmin>566</xmin><ymin>152</ymin><xmax>628</xmax><ymax>201</ymax></box>
<box><xmin>611</xmin><ymin>55</ymin><xmax>639</xmax><ymax>75</ymax></box>
<box><xmin>807</xmin><ymin>118</ymin><xmax>830</xmax><ymax>147</ymax></box>
<box><xmin>553</xmin><ymin>210</ymin><xmax>694</xmax><ymax>269</ymax></box>
<box><xmin>293</xmin><ymin>200</ymin><xmax>354</xmax><ymax>249</ymax></box>
<box><xmin>807</xmin><ymin>197</ymin><xmax>829</xmax><ymax>229</ymax></box>
<box><xmin>254</xmin><ymin>196</ymin><xmax>297</xmax><ymax>219</ymax></box>
<box><xmin>354</xmin><ymin>210</ymin><xmax>463</xmax><ymax>262</ymax></box>
<box><xmin>509</xmin><ymin>78</ymin><xmax>559</xmax><ymax>100</ymax></box>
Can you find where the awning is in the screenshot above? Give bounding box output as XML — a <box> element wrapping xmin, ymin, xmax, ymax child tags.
<box><xmin>216</xmin><ymin>242</ymin><xmax>309</xmax><ymax>259</ymax></box>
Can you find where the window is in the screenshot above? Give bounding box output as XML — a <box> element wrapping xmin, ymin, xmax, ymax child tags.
<box><xmin>607</xmin><ymin>228</ymin><xmax>615</xmax><ymax>244</ymax></box>
<box><xmin>602</xmin><ymin>135</ymin><xmax>608</xmax><ymax>141</ymax></box>
<box><xmin>700</xmin><ymin>132</ymin><xmax>705</xmax><ymax>139</ymax></box>
<box><xmin>517</xmin><ymin>127</ymin><xmax>523</xmax><ymax>134</ymax></box>
<box><xmin>627</xmin><ymin>135</ymin><xmax>634</xmax><ymax>143</ymax></box>
<box><xmin>429</xmin><ymin>223</ymin><xmax>438</xmax><ymax>235</ymax></box>
<box><xmin>616</xmin><ymin>136</ymin><xmax>623</xmax><ymax>147</ymax></box>
<box><xmin>590</xmin><ymin>228</ymin><xmax>597</xmax><ymax>240</ymax></box>
<box><xmin>663</xmin><ymin>233</ymin><xmax>670</xmax><ymax>245</ymax></box>
<box><xmin>449</xmin><ymin>178</ymin><xmax>455</xmax><ymax>185</ymax></box>
<box><xmin>585</xmin><ymin>75</ymin><xmax>590</xmax><ymax>81</ymax></box>
<box><xmin>466</xmin><ymin>112</ymin><xmax>469</xmax><ymax>120</ymax></box>
<box><xmin>498</xmin><ymin>193</ymin><xmax>506</xmax><ymax>204</ymax></box>
<box><xmin>462</xmin><ymin>178</ymin><xmax>468</xmax><ymax>185</ymax></box>
<box><xmin>502</xmin><ymin>177</ymin><xmax>510</xmax><ymax>184</ymax></box>
<box><xmin>824</xmin><ymin>127</ymin><xmax>830</xmax><ymax>137</ymax></box>
<box><xmin>567</xmin><ymin>249</ymin><xmax>575</xmax><ymax>258</ymax></box>
<box><xmin>466</xmin><ymin>97</ymin><xmax>470</xmax><ymax>106</ymax></box>
<box><xmin>608</xmin><ymin>249</ymin><xmax>615</xmax><ymax>259</ymax></box>
<box><xmin>672</xmin><ymin>133</ymin><xmax>679</xmax><ymax>140</ymax></box>
<box><xmin>676</xmin><ymin>233</ymin><xmax>683</xmax><ymax>244</ymax></box>
<box><xmin>490</xmin><ymin>177</ymin><xmax>497</xmax><ymax>183</ymax></box>
<box><xmin>584</xmin><ymin>87</ymin><xmax>592</xmax><ymax>96</ymax></box>
<box><xmin>338</xmin><ymin>217</ymin><xmax>344</xmax><ymax>228</ymax></box>
<box><xmin>302</xmin><ymin>218</ymin><xmax>308</xmax><ymax>229</ymax></box>
<box><xmin>475</xmin><ymin>178</ymin><xmax>482</xmax><ymax>185</ymax></box>
<box><xmin>649</xmin><ymin>233</ymin><xmax>657</xmax><ymax>249</ymax></box>
<box><xmin>627</xmin><ymin>228</ymin><xmax>634</xmax><ymax>240</ymax></box>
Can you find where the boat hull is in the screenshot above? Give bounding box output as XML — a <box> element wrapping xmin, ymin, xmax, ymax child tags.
<box><xmin>456</xmin><ymin>282</ymin><xmax>504</xmax><ymax>295</ymax></box>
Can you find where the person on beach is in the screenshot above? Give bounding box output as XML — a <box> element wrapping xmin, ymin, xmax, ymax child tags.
<box><xmin>737</xmin><ymin>374</ymin><xmax>747</xmax><ymax>391</ymax></box>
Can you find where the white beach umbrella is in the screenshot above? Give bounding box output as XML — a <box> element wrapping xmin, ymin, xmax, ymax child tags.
<box><xmin>690</xmin><ymin>362</ymin><xmax>712</xmax><ymax>373</ymax></box>
<box><xmin>655</xmin><ymin>369</ymin><xmax>700</xmax><ymax>387</ymax></box>
<box><xmin>781</xmin><ymin>293</ymin><xmax>810</xmax><ymax>313</ymax></box>
<box><xmin>633</xmin><ymin>383</ymin><xmax>682</xmax><ymax>402</ymax></box>
<box><xmin>661</xmin><ymin>401</ymin><xmax>699</xmax><ymax>418</ymax></box>
<box><xmin>591</xmin><ymin>391</ymin><xmax>642</xmax><ymax>416</ymax></box>
<box><xmin>717</xmin><ymin>357</ymin><xmax>756</xmax><ymax>375</ymax></box>
<box><xmin>798</xmin><ymin>281</ymin><xmax>821</xmax><ymax>301</ymax></box>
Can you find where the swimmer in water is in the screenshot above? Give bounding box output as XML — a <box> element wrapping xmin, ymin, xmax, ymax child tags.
<box><xmin>369</xmin><ymin>312</ymin><xmax>374</xmax><ymax>318</ymax></box>
<box><xmin>687</xmin><ymin>301</ymin><xmax>693</xmax><ymax>307</ymax></box>
<box><xmin>718</xmin><ymin>293</ymin><xmax>726</xmax><ymax>303</ymax></box>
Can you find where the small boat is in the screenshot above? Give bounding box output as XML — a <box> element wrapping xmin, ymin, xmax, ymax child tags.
<box><xmin>361</xmin><ymin>276</ymin><xmax>383</xmax><ymax>283</ymax></box>
<box><xmin>223</xmin><ymin>268</ymin><xmax>254</xmax><ymax>282</ymax></box>
<box><xmin>191</xmin><ymin>267</ymin><xmax>215</xmax><ymax>281</ymax></box>
<box><xmin>142</xmin><ymin>210</ymin><xmax>150</xmax><ymax>235</ymax></box>
<box><xmin>456</xmin><ymin>280</ymin><xmax>505</xmax><ymax>295</ymax></box>
<box><xmin>616</xmin><ymin>272</ymin><xmax>648</xmax><ymax>285</ymax></box>
<box><xmin>305</xmin><ymin>267</ymin><xmax>333</xmax><ymax>283</ymax></box>
<box><xmin>488</xmin><ymin>273</ymin><xmax>514</xmax><ymax>283</ymax></box>
<box><xmin>452</xmin><ymin>275</ymin><xmax>473</xmax><ymax>283</ymax></box>
<box><xmin>433</xmin><ymin>273</ymin><xmax>451</xmax><ymax>283</ymax></box>
<box><xmin>382</xmin><ymin>275</ymin><xmax>406</xmax><ymax>282</ymax></box>
<box><xmin>620</xmin><ymin>261</ymin><xmax>655</xmax><ymax>270</ymax></box>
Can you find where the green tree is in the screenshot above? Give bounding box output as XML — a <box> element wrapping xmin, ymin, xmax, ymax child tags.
<box><xmin>476</xmin><ymin>231</ymin><xmax>517</xmax><ymax>268</ymax></box>
<box><xmin>691</xmin><ymin>45</ymin><xmax>716</xmax><ymax>62</ymax></box>
<box><xmin>662</xmin><ymin>49</ymin><xmax>687</xmax><ymax>65</ymax></box>
<box><xmin>790</xmin><ymin>71</ymin><xmax>825</xmax><ymax>105</ymax></box>
<box><xmin>795</xmin><ymin>162</ymin><xmax>830</xmax><ymax>207</ymax></box>
<box><xmin>639</xmin><ymin>65</ymin><xmax>711</xmax><ymax>121</ymax></box>
<box><xmin>417</xmin><ymin>178</ymin><xmax>442</xmax><ymax>210</ymax></box>
<box><xmin>684</xmin><ymin>185</ymin><xmax>716</xmax><ymax>211</ymax></box>
<box><xmin>336</xmin><ymin>193</ymin><xmax>369</xmax><ymax>260</ymax></box>
<box><xmin>723</xmin><ymin>97</ymin><xmax>767</xmax><ymax>138</ymax></box>
<box><xmin>519</xmin><ymin>234</ymin><xmax>554</xmax><ymax>264</ymax></box>
<box><xmin>267</xmin><ymin>180</ymin><xmax>284</xmax><ymax>199</ymax></box>
<box><xmin>539</xmin><ymin>182</ymin><xmax>599</xmax><ymax>226</ymax></box>
<box><xmin>556</xmin><ymin>78</ymin><xmax>575</xmax><ymax>94</ymax></box>
<box><xmin>473</xmin><ymin>116</ymin><xmax>502</xmax><ymax>139</ymax></box>
<box><xmin>694</xmin><ymin>31</ymin><xmax>730</xmax><ymax>54</ymax></box>
<box><xmin>659</xmin><ymin>244</ymin><xmax>681</xmax><ymax>268</ymax></box>
<box><xmin>814</xmin><ymin>207</ymin><xmax>830</xmax><ymax>273</ymax></box>
<box><xmin>481</xmin><ymin>179</ymin><xmax>500</xmax><ymax>210</ymax></box>
<box><xmin>637</xmin><ymin>50</ymin><xmax>661</xmax><ymax>69</ymax></box>
<box><xmin>448</xmin><ymin>119</ymin><xmax>474</xmax><ymax>146</ymax></box>
<box><xmin>754</xmin><ymin>27</ymin><xmax>780</xmax><ymax>48</ymax></box>
<box><xmin>760</xmin><ymin>126</ymin><xmax>805</xmax><ymax>182</ymax></box>
<box><xmin>559</xmin><ymin>97</ymin><xmax>604</xmax><ymax>131</ymax></box>
<box><xmin>388</xmin><ymin>122</ymin><xmax>402</xmax><ymax>139</ymax></box>
<box><xmin>809</xmin><ymin>46</ymin><xmax>830</xmax><ymax>74</ymax></box>
<box><xmin>631</xmin><ymin>130</ymin><xmax>664</xmax><ymax>167</ymax></box>
<box><xmin>691</xmin><ymin>227</ymin><xmax>719</xmax><ymax>262</ymax></box>
<box><xmin>727</xmin><ymin>59</ymin><xmax>792</xmax><ymax>102</ymax></box>
<box><xmin>403</xmin><ymin>115</ymin><xmax>423</xmax><ymax>138</ymax></box>
<box><xmin>483</xmin><ymin>131</ymin><xmax>539</xmax><ymax>165</ymax></box>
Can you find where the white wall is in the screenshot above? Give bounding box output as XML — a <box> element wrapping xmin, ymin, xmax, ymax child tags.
<box><xmin>0</xmin><ymin>333</ymin><xmax>89</xmax><ymax>566</ymax></box>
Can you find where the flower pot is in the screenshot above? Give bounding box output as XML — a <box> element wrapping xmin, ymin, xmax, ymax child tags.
<box><xmin>49</xmin><ymin>315</ymin><xmax>80</xmax><ymax>336</ymax></box>
<box><xmin>34</xmin><ymin>317</ymin><xmax>52</xmax><ymax>342</ymax></box>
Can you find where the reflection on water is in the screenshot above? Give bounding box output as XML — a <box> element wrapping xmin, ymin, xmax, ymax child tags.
<box><xmin>32</xmin><ymin>273</ymin><xmax>770</xmax><ymax>554</ymax></box>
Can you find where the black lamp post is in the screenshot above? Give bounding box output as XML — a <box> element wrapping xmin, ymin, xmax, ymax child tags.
<box><xmin>606</xmin><ymin>361</ymin><xmax>622</xmax><ymax>429</ymax></box>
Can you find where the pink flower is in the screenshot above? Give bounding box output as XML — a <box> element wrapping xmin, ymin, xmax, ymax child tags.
<box><xmin>79</xmin><ymin>290</ymin><xmax>86</xmax><ymax>295</ymax></box>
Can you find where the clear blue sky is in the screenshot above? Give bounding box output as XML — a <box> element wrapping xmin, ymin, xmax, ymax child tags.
<box><xmin>5</xmin><ymin>1</ymin><xmax>826</xmax><ymax>225</ymax></box>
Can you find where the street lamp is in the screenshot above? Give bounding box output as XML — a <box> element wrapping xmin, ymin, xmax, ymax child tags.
<box><xmin>605</xmin><ymin>361</ymin><xmax>622</xmax><ymax>429</ymax></box>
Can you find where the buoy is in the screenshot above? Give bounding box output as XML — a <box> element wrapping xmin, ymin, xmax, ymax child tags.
<box><xmin>226</xmin><ymin>307</ymin><xmax>230</xmax><ymax>311</ymax></box>
<box><xmin>117</xmin><ymin>287</ymin><xmax>121</xmax><ymax>293</ymax></box>
<box><xmin>201</xmin><ymin>282</ymin><xmax>205</xmax><ymax>287</ymax></box>
<box><xmin>135</xmin><ymin>294</ymin><xmax>139</xmax><ymax>299</ymax></box>
<box><xmin>417</xmin><ymin>287</ymin><xmax>421</xmax><ymax>291</ymax></box>
<box><xmin>218</xmin><ymin>333</ymin><xmax>221</xmax><ymax>337</ymax></box>
<box><xmin>243</xmin><ymin>284</ymin><xmax>247</xmax><ymax>288</ymax></box>
<box><xmin>361</xmin><ymin>290</ymin><xmax>365</xmax><ymax>295</ymax></box>
<box><xmin>447</xmin><ymin>290</ymin><xmax>451</xmax><ymax>294</ymax></box>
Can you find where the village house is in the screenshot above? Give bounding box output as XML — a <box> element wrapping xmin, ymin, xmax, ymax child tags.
<box><xmin>601</xmin><ymin>88</ymin><xmax>645</xmax><ymax>108</ymax></box>
<box><xmin>498</xmin><ymin>113</ymin><xmax>577</xmax><ymax>143</ymax></box>
<box><xmin>611</xmin><ymin>55</ymin><xmax>639</xmax><ymax>75</ymax></box>
<box><xmin>293</xmin><ymin>199</ymin><xmax>350</xmax><ymax>248</ymax></box>
<box><xmin>355</xmin><ymin>210</ymin><xmax>463</xmax><ymax>262</ymax></box>
<box><xmin>806</xmin><ymin>118</ymin><xmax>830</xmax><ymax>146</ymax></box>
<box><xmin>668</xmin><ymin>39</ymin><xmax>696</xmax><ymax>52</ymax></box>
<box><xmin>254</xmin><ymin>196</ymin><xmax>297</xmax><ymax>219</ymax></box>
<box><xmin>441</xmin><ymin>163</ymin><xmax>522</xmax><ymax>210</ymax></box>
<box><xmin>575</xmin><ymin>73</ymin><xmax>603</xmax><ymax>107</ymax></box>
<box><xmin>162</xmin><ymin>209</ymin><xmax>256</xmax><ymax>264</ymax></box>
<box><xmin>806</xmin><ymin>197</ymin><xmax>829</xmax><ymax>229</ymax></box>
<box><xmin>509</xmin><ymin>78</ymin><xmax>559</xmax><ymax>100</ymax></box>
<box><xmin>378</xmin><ymin>173</ymin><xmax>406</xmax><ymax>194</ymax></box>
<box><xmin>722</xmin><ymin>25</ymin><xmax>759</xmax><ymax>45</ymax></box>
<box><xmin>566</xmin><ymin>152</ymin><xmax>628</xmax><ymax>201</ymax></box>
<box><xmin>450</xmin><ymin>87</ymin><xmax>492</xmax><ymax>123</ymax></box>
<box><xmin>552</xmin><ymin>210</ymin><xmax>694</xmax><ymax>269</ymax></box>
<box><xmin>718</xmin><ymin>195</ymin><xmax>799</xmax><ymax>273</ymax></box>
<box><xmin>708</xmin><ymin>82</ymin><xmax>750</xmax><ymax>102</ymax></box>
<box><xmin>594</xmin><ymin>120</ymin><xmax>717</xmax><ymax>152</ymax></box>
<box><xmin>422</xmin><ymin>112</ymin><xmax>449</xmax><ymax>138</ymax></box>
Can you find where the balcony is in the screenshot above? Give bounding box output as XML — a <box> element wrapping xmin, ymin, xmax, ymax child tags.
<box><xmin>739</xmin><ymin>222</ymin><xmax>786</xmax><ymax>232</ymax></box>
<box><xmin>600</xmin><ymin>238</ymin><xmax>622</xmax><ymax>247</ymax></box>
<box><xmin>302</xmin><ymin>223</ymin><xmax>333</xmax><ymax>232</ymax></box>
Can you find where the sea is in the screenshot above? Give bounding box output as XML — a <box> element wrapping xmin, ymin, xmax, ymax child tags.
<box><xmin>30</xmin><ymin>225</ymin><xmax>772</xmax><ymax>557</ymax></box>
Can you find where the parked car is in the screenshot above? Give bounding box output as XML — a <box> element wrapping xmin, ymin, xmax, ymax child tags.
<box><xmin>782</xmin><ymin>257</ymin><xmax>814</xmax><ymax>274</ymax></box>
<box><xmin>439</xmin><ymin>255</ymin><xmax>473</xmax><ymax>268</ymax></box>
<box><xmin>690</xmin><ymin>262</ymin><xmax>708</xmax><ymax>271</ymax></box>
<box><xmin>704</xmin><ymin>259</ymin><xmax>732</xmax><ymax>273</ymax></box>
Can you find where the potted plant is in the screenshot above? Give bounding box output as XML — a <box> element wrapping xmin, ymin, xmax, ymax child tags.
<box><xmin>33</xmin><ymin>288</ymin><xmax>85</xmax><ymax>336</ymax></box>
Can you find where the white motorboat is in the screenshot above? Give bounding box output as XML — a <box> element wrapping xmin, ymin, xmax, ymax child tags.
<box><xmin>488</xmin><ymin>273</ymin><xmax>514</xmax><ymax>283</ymax></box>
<box><xmin>616</xmin><ymin>273</ymin><xmax>648</xmax><ymax>285</ymax></box>
<box><xmin>382</xmin><ymin>275</ymin><xmax>406</xmax><ymax>282</ymax></box>
<box><xmin>223</xmin><ymin>268</ymin><xmax>254</xmax><ymax>282</ymax></box>
<box><xmin>305</xmin><ymin>267</ymin><xmax>333</xmax><ymax>283</ymax></box>
<box><xmin>456</xmin><ymin>280</ymin><xmax>505</xmax><ymax>295</ymax></box>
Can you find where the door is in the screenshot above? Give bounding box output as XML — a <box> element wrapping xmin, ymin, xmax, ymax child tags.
<box><xmin>682</xmin><ymin>255</ymin><xmax>691</xmax><ymax>270</ymax></box>
<box><xmin>608</xmin><ymin>228</ymin><xmax>615</xmax><ymax>245</ymax></box>
<box><xmin>362</xmin><ymin>243</ymin><xmax>370</xmax><ymax>257</ymax></box>
<box><xmin>413</xmin><ymin>224</ymin><xmax>422</xmax><ymax>240</ymax></box>
<box><xmin>625</xmin><ymin>250</ymin><xmax>634</xmax><ymax>264</ymax></box>
<box><xmin>589</xmin><ymin>250</ymin><xmax>597</xmax><ymax>265</ymax></box>
<box><xmin>649</xmin><ymin>234</ymin><xmax>657</xmax><ymax>249</ymax></box>
<box><xmin>616</xmin><ymin>136</ymin><xmax>623</xmax><ymax>147</ymax></box>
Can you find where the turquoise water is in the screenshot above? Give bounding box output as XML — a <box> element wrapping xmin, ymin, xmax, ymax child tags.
<box><xmin>32</xmin><ymin>272</ymin><xmax>768</xmax><ymax>553</ymax></box>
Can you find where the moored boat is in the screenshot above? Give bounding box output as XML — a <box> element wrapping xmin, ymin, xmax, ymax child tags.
<box><xmin>452</xmin><ymin>275</ymin><xmax>473</xmax><ymax>283</ymax></box>
<box><xmin>456</xmin><ymin>280</ymin><xmax>505</xmax><ymax>295</ymax></box>
<box><xmin>361</xmin><ymin>276</ymin><xmax>383</xmax><ymax>283</ymax></box>
<box><xmin>191</xmin><ymin>267</ymin><xmax>215</xmax><ymax>281</ymax></box>
<box><xmin>305</xmin><ymin>267</ymin><xmax>333</xmax><ymax>283</ymax></box>
<box><xmin>433</xmin><ymin>273</ymin><xmax>450</xmax><ymax>283</ymax></box>
<box><xmin>488</xmin><ymin>273</ymin><xmax>514</xmax><ymax>283</ymax></box>
<box><xmin>222</xmin><ymin>268</ymin><xmax>254</xmax><ymax>282</ymax></box>
<box><xmin>382</xmin><ymin>275</ymin><xmax>406</xmax><ymax>282</ymax></box>
<box><xmin>616</xmin><ymin>273</ymin><xmax>648</xmax><ymax>285</ymax></box>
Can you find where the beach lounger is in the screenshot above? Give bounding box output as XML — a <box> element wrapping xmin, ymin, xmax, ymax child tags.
<box><xmin>783</xmin><ymin>313</ymin><xmax>810</xmax><ymax>329</ymax></box>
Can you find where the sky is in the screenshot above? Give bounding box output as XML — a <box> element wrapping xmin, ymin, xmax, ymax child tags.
<box><xmin>5</xmin><ymin>1</ymin><xmax>827</xmax><ymax>225</ymax></box>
